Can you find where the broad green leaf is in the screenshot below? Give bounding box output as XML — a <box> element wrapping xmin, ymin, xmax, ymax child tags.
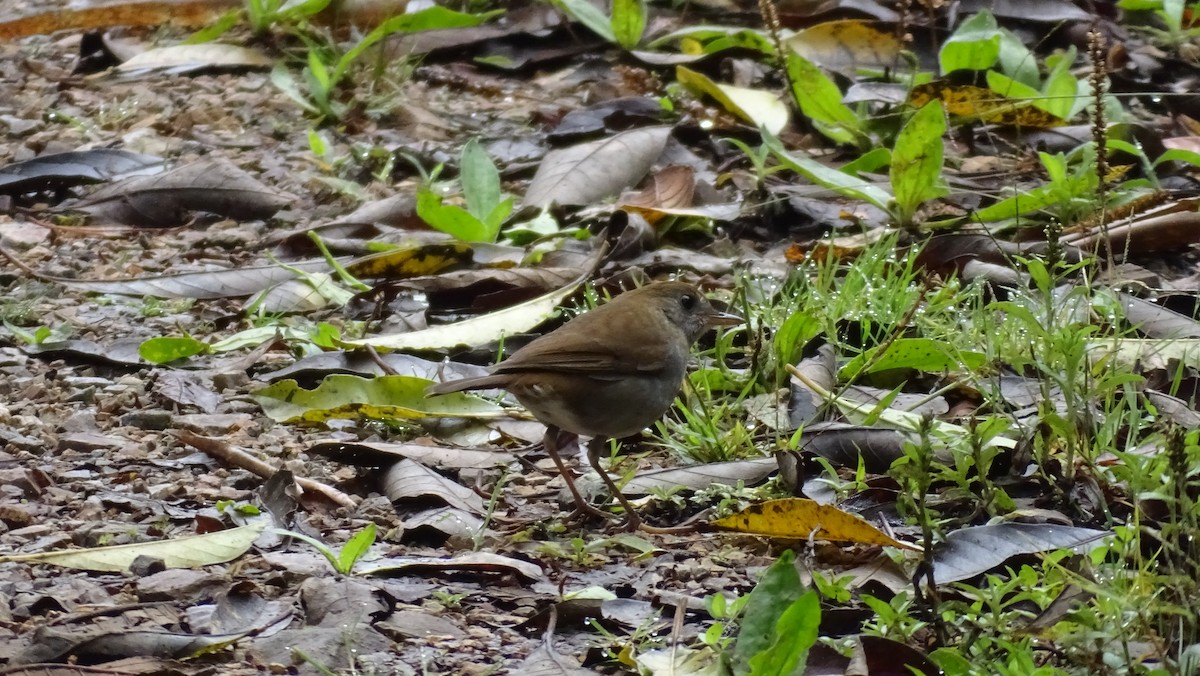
<box><xmin>731</xmin><ymin>550</ymin><xmax>804</xmax><ymax>674</ymax></box>
<box><xmin>338</xmin><ymin>523</ymin><xmax>377</xmax><ymax>574</ymax></box>
<box><xmin>997</xmin><ymin>28</ymin><xmax>1039</xmax><ymax>87</ymax></box>
<box><xmin>839</xmin><ymin>337</ymin><xmax>987</xmax><ymax>380</ymax></box>
<box><xmin>785</xmin><ymin>51</ymin><xmax>864</xmax><ymax>146</ymax></box>
<box><xmin>939</xmin><ymin>10</ymin><xmax>1000</xmax><ymax>73</ymax></box>
<box><xmin>747</xmin><ymin>590</ymin><xmax>820</xmax><ymax>676</ymax></box>
<box><xmin>253</xmin><ymin>374</ymin><xmax>509</xmax><ymax>423</ymax></box>
<box><xmin>648</xmin><ymin>25</ymin><xmax>772</xmax><ymax>53</ymax></box>
<box><xmin>460</xmin><ymin>138</ymin><xmax>502</xmax><ymax>223</ymax></box>
<box><xmin>763</xmin><ymin>132</ymin><xmax>893</xmax><ymax>210</ymax></box>
<box><xmin>1156</xmin><ymin>148</ymin><xmax>1200</xmax><ymax>167</ymax></box>
<box><xmin>555</xmin><ymin>0</ymin><xmax>616</xmax><ymax>43</ymax></box>
<box><xmin>890</xmin><ymin>100</ymin><xmax>947</xmax><ymax>226</ymax></box>
<box><xmin>139</xmin><ymin>336</ymin><xmax>211</xmax><ymax>363</ymax></box>
<box><xmin>417</xmin><ymin>190</ymin><xmax>494</xmax><ymax>242</ymax></box>
<box><xmin>611</xmin><ymin>0</ymin><xmax>647</xmax><ymax>50</ymax></box>
<box><xmin>986</xmin><ymin>70</ymin><xmax>1040</xmax><ymax>106</ymax></box>
<box><xmin>841</xmin><ymin>147</ymin><xmax>891</xmax><ymax>176</ymax></box>
<box><xmin>774</xmin><ymin>310</ymin><xmax>821</xmax><ymax>366</ymax></box>
<box><xmin>484</xmin><ymin>197</ymin><xmax>515</xmax><ymax>232</ymax></box>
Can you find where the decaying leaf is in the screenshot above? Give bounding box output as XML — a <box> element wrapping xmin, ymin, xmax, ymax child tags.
<box><xmin>711</xmin><ymin>498</ymin><xmax>921</xmax><ymax>550</ymax></box>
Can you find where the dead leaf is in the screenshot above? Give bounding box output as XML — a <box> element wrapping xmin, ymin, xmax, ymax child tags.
<box><xmin>524</xmin><ymin>126</ymin><xmax>673</xmax><ymax>207</ymax></box>
<box><xmin>711</xmin><ymin>498</ymin><xmax>921</xmax><ymax>550</ymax></box>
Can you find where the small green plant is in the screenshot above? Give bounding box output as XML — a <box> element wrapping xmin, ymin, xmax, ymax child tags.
<box><xmin>761</xmin><ymin>99</ymin><xmax>945</xmax><ymax>229</ymax></box>
<box><xmin>1119</xmin><ymin>0</ymin><xmax>1200</xmax><ymax>52</ymax></box>
<box><xmin>276</xmin><ymin>522</ymin><xmax>377</xmax><ymax>575</ymax></box>
<box><xmin>552</xmin><ymin>0</ymin><xmax>647</xmax><ymax>50</ymax></box>
<box><xmin>417</xmin><ymin>138</ymin><xmax>513</xmax><ymax>243</ymax></box>
<box><xmin>727</xmin><ymin>550</ymin><xmax>821</xmax><ymax>675</ymax></box>
<box><xmin>271</xmin><ymin>7</ymin><xmax>488</xmax><ymax>122</ymax></box>
<box><xmin>245</xmin><ymin>0</ymin><xmax>330</xmax><ymax>35</ymax></box>
<box><xmin>431</xmin><ymin>589</ymin><xmax>468</xmax><ymax>608</ymax></box>
<box><xmin>3</xmin><ymin>320</ymin><xmax>67</xmax><ymax>346</ymax></box>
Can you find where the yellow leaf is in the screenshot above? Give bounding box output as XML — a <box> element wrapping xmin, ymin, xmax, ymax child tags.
<box><xmin>676</xmin><ymin>65</ymin><xmax>789</xmax><ymax>134</ymax></box>
<box><xmin>786</xmin><ymin>20</ymin><xmax>904</xmax><ymax>74</ymax></box>
<box><xmin>711</xmin><ymin>498</ymin><xmax>921</xmax><ymax>551</ymax></box>
<box><xmin>908</xmin><ymin>81</ymin><xmax>1065</xmax><ymax>128</ymax></box>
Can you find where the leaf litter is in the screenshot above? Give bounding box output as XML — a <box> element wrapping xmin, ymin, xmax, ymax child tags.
<box><xmin>1</xmin><ymin>0</ymin><xmax>1199</xmax><ymax>673</ymax></box>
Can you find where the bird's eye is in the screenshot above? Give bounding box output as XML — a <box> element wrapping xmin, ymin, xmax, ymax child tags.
<box><xmin>680</xmin><ymin>294</ymin><xmax>696</xmax><ymax>310</ymax></box>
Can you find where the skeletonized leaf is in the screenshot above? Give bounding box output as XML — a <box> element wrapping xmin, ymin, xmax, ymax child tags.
<box><xmin>524</xmin><ymin>126</ymin><xmax>672</xmax><ymax>207</ymax></box>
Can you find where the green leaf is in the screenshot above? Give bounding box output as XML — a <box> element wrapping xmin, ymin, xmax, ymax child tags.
<box><xmin>484</xmin><ymin>196</ymin><xmax>514</xmax><ymax>233</ymax></box>
<box><xmin>731</xmin><ymin>550</ymin><xmax>806</xmax><ymax>674</ymax></box>
<box><xmin>997</xmin><ymin>28</ymin><xmax>1039</xmax><ymax>87</ymax></box>
<box><xmin>775</xmin><ymin>310</ymin><xmax>821</xmax><ymax>366</ymax></box>
<box><xmin>611</xmin><ymin>0</ymin><xmax>647</xmax><ymax>50</ymax></box>
<box><xmin>747</xmin><ymin>590</ymin><xmax>820</xmax><ymax>676</ymax></box>
<box><xmin>1155</xmin><ymin>148</ymin><xmax>1200</xmax><ymax>167</ymax></box>
<box><xmin>939</xmin><ymin>10</ymin><xmax>1000</xmax><ymax>73</ymax></box>
<box><xmin>270</xmin><ymin>64</ymin><xmax>320</xmax><ymax>114</ymax></box>
<box><xmin>889</xmin><ymin>100</ymin><xmax>947</xmax><ymax>226</ymax></box>
<box><xmin>841</xmin><ymin>147</ymin><xmax>891</xmax><ymax>176</ymax></box>
<box><xmin>139</xmin><ymin>336</ymin><xmax>211</xmax><ymax>364</ymax></box>
<box><xmin>333</xmin><ymin>7</ymin><xmax>488</xmax><ymax>83</ymax></box>
<box><xmin>785</xmin><ymin>51</ymin><xmax>864</xmax><ymax>146</ymax></box>
<box><xmin>555</xmin><ymin>0</ymin><xmax>616</xmax><ymax>43</ymax></box>
<box><xmin>460</xmin><ymin>138</ymin><xmax>501</xmax><ymax>223</ymax></box>
<box><xmin>839</xmin><ymin>337</ymin><xmax>987</xmax><ymax>380</ymax></box>
<box><xmin>417</xmin><ymin>189</ymin><xmax>494</xmax><ymax>242</ymax></box>
<box><xmin>337</xmin><ymin>523</ymin><xmax>377</xmax><ymax>574</ymax></box>
<box><xmin>252</xmin><ymin>374</ymin><xmax>508</xmax><ymax>424</ymax></box>
<box><xmin>763</xmin><ymin>132</ymin><xmax>893</xmax><ymax>210</ymax></box>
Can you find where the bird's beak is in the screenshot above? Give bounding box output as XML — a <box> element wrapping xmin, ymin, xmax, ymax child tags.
<box><xmin>707</xmin><ymin>310</ymin><xmax>743</xmax><ymax>327</ymax></box>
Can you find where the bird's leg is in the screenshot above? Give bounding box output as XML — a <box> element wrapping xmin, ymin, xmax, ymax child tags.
<box><xmin>542</xmin><ymin>427</ymin><xmax>613</xmax><ymax>521</ymax></box>
<box><xmin>585</xmin><ymin>437</ymin><xmax>643</xmax><ymax>532</ymax></box>
<box><xmin>585</xmin><ymin>437</ymin><xmax>697</xmax><ymax>535</ymax></box>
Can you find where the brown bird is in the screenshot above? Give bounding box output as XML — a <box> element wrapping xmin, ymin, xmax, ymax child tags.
<box><xmin>426</xmin><ymin>280</ymin><xmax>741</xmax><ymax>531</ymax></box>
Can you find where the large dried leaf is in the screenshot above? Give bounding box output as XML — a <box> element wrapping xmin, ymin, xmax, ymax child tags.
<box><xmin>382</xmin><ymin>459</ymin><xmax>486</xmax><ymax>513</ymax></box>
<box><xmin>524</xmin><ymin>126</ymin><xmax>673</xmax><ymax>207</ymax></box>
<box><xmin>932</xmin><ymin>522</ymin><xmax>1110</xmax><ymax>583</ymax></box>
<box><xmin>623</xmin><ymin>458</ymin><xmax>776</xmax><ymax>495</ymax></box>
<box><xmin>0</xmin><ymin>522</ymin><xmax>265</xmax><ymax>572</ymax></box>
<box><xmin>359</xmin><ymin>551</ymin><xmax>545</xmax><ymax>582</ymax></box>
<box><xmin>65</xmin><ymin>157</ymin><xmax>294</xmax><ymax>226</ymax></box>
<box><xmin>51</xmin><ymin>258</ymin><xmax>339</xmax><ymax>299</ymax></box>
<box><xmin>0</xmin><ymin>149</ymin><xmax>163</xmax><ymax>197</ymax></box>
<box><xmin>712</xmin><ymin>498</ymin><xmax>921</xmax><ymax>550</ymax></box>
<box><xmin>116</xmin><ymin>43</ymin><xmax>272</xmax><ymax>75</ymax></box>
<box><xmin>785</xmin><ymin>20</ymin><xmax>904</xmax><ymax>75</ymax></box>
<box><xmin>340</xmin><ymin>265</ymin><xmax>591</xmax><ymax>351</ymax></box>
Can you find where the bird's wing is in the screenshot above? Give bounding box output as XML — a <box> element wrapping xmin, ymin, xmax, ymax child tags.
<box><xmin>493</xmin><ymin>317</ymin><xmax>674</xmax><ymax>376</ymax></box>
